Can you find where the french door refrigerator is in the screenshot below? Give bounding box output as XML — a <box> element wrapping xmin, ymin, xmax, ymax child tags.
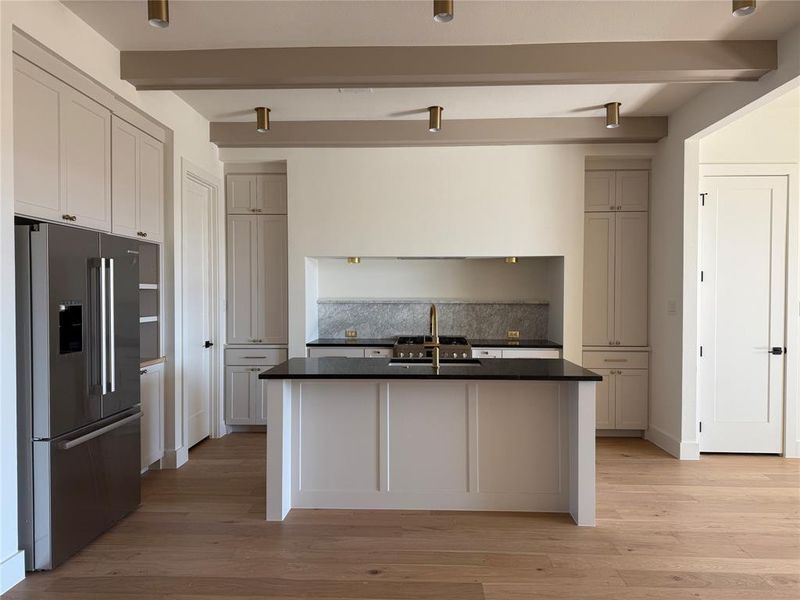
<box><xmin>15</xmin><ymin>222</ymin><xmax>142</xmax><ymax>570</ymax></box>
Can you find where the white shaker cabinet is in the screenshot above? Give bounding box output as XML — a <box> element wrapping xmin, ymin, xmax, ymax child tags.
<box><xmin>226</xmin><ymin>215</ymin><xmax>288</xmax><ymax>344</ymax></box>
<box><xmin>584</xmin><ymin>171</ymin><xmax>616</xmax><ymax>212</ymax></box>
<box><xmin>227</xmin><ymin>174</ymin><xmax>287</xmax><ymax>215</ymax></box>
<box><xmin>112</xmin><ymin>116</ymin><xmax>164</xmax><ymax>242</ymax></box>
<box><xmin>583</xmin><ymin>210</ymin><xmax>648</xmax><ymax>347</ymax></box>
<box><xmin>583</xmin><ymin>213</ymin><xmax>616</xmax><ymax>346</ymax></box>
<box><xmin>140</xmin><ymin>362</ymin><xmax>165</xmax><ymax>470</ymax></box>
<box><xmin>225</xmin><ymin>366</ymin><xmax>267</xmax><ymax>425</ymax></box>
<box><xmin>14</xmin><ymin>56</ymin><xmax>111</xmax><ymax>231</ymax></box>
<box><xmin>584</xmin><ymin>352</ymin><xmax>648</xmax><ymax>430</ymax></box>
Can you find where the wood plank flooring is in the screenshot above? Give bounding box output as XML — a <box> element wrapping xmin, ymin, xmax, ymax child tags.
<box><xmin>5</xmin><ymin>435</ymin><xmax>798</xmax><ymax>600</ymax></box>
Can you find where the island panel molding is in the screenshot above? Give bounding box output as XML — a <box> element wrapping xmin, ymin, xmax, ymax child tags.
<box><xmin>120</xmin><ymin>41</ymin><xmax>776</xmax><ymax>90</ymax></box>
<box><xmin>263</xmin><ymin>358</ymin><xmax>598</xmax><ymax>525</ymax></box>
<box><xmin>210</xmin><ymin>117</ymin><xmax>668</xmax><ymax>148</ymax></box>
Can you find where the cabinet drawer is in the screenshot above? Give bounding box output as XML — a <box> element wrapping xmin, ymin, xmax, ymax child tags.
<box><xmin>583</xmin><ymin>351</ymin><xmax>648</xmax><ymax>370</ymax></box>
<box><xmin>308</xmin><ymin>347</ymin><xmax>365</xmax><ymax>358</ymax></box>
<box><xmin>502</xmin><ymin>349</ymin><xmax>561</xmax><ymax>359</ymax></box>
<box><xmin>225</xmin><ymin>348</ymin><xmax>287</xmax><ymax>366</ymax></box>
<box><xmin>472</xmin><ymin>348</ymin><xmax>503</xmax><ymax>359</ymax></box>
<box><xmin>364</xmin><ymin>347</ymin><xmax>392</xmax><ymax>358</ymax></box>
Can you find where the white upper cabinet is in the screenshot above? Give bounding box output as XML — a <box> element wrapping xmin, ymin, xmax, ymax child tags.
<box><xmin>583</xmin><ymin>213</ymin><xmax>616</xmax><ymax>346</ymax></box>
<box><xmin>585</xmin><ymin>171</ymin><xmax>615</xmax><ymax>212</ymax></box>
<box><xmin>14</xmin><ymin>56</ymin><xmax>111</xmax><ymax>231</ymax></box>
<box><xmin>112</xmin><ymin>116</ymin><xmax>164</xmax><ymax>242</ymax></box>
<box><xmin>137</xmin><ymin>134</ymin><xmax>164</xmax><ymax>242</ymax></box>
<box><xmin>227</xmin><ymin>174</ymin><xmax>287</xmax><ymax>214</ymax></box>
<box><xmin>586</xmin><ymin>169</ymin><xmax>648</xmax><ymax>212</ymax></box>
<box><xmin>13</xmin><ymin>57</ymin><xmax>62</xmax><ymax>221</ymax></box>
<box><xmin>616</xmin><ymin>171</ymin><xmax>649</xmax><ymax>212</ymax></box>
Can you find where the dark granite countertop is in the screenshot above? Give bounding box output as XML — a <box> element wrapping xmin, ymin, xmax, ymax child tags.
<box><xmin>259</xmin><ymin>357</ymin><xmax>600</xmax><ymax>381</ymax></box>
<box><xmin>306</xmin><ymin>338</ymin><xmax>563</xmax><ymax>349</ymax></box>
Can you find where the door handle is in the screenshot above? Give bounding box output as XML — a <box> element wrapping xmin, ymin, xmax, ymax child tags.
<box><xmin>100</xmin><ymin>257</ymin><xmax>107</xmax><ymax>394</ymax></box>
<box><xmin>204</xmin><ymin>340</ymin><xmax>214</xmax><ymax>348</ymax></box>
<box><xmin>59</xmin><ymin>411</ymin><xmax>142</xmax><ymax>450</ymax></box>
<box><xmin>108</xmin><ymin>258</ymin><xmax>116</xmax><ymax>393</ymax></box>
<box><xmin>769</xmin><ymin>347</ymin><xmax>785</xmax><ymax>355</ymax></box>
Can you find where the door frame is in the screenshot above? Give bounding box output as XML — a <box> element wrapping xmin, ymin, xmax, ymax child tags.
<box><xmin>179</xmin><ymin>159</ymin><xmax>226</xmax><ymax>446</ymax></box>
<box><xmin>697</xmin><ymin>163</ymin><xmax>799</xmax><ymax>458</ymax></box>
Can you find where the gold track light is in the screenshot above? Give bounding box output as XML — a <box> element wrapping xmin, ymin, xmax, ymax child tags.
<box><xmin>604</xmin><ymin>102</ymin><xmax>621</xmax><ymax>129</ymax></box>
<box><xmin>255</xmin><ymin>107</ymin><xmax>271</xmax><ymax>133</ymax></box>
<box><xmin>147</xmin><ymin>0</ymin><xmax>169</xmax><ymax>28</ymax></box>
<box><xmin>433</xmin><ymin>0</ymin><xmax>454</xmax><ymax>22</ymax></box>
<box><xmin>732</xmin><ymin>1</ymin><xmax>756</xmax><ymax>16</ymax></box>
<box><xmin>428</xmin><ymin>106</ymin><xmax>443</xmax><ymax>132</ymax></box>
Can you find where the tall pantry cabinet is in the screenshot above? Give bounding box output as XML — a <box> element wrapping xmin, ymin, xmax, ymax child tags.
<box><xmin>583</xmin><ymin>168</ymin><xmax>649</xmax><ymax>432</ymax></box>
<box><xmin>225</xmin><ymin>173</ymin><xmax>289</xmax><ymax>426</ymax></box>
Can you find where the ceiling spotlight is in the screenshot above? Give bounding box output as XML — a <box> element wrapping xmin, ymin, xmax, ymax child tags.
<box><xmin>255</xmin><ymin>107</ymin><xmax>271</xmax><ymax>132</ymax></box>
<box><xmin>732</xmin><ymin>0</ymin><xmax>756</xmax><ymax>16</ymax></box>
<box><xmin>433</xmin><ymin>0</ymin><xmax>454</xmax><ymax>22</ymax></box>
<box><xmin>147</xmin><ymin>0</ymin><xmax>169</xmax><ymax>28</ymax></box>
<box><xmin>604</xmin><ymin>102</ymin><xmax>621</xmax><ymax>129</ymax></box>
<box><xmin>428</xmin><ymin>106</ymin><xmax>443</xmax><ymax>132</ymax></box>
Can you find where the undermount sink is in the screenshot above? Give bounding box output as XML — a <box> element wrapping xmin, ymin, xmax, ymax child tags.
<box><xmin>388</xmin><ymin>358</ymin><xmax>483</xmax><ymax>368</ymax></box>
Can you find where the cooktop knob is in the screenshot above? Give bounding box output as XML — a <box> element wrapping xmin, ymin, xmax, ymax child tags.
<box><xmin>399</xmin><ymin>352</ymin><xmax>405</xmax><ymax>358</ymax></box>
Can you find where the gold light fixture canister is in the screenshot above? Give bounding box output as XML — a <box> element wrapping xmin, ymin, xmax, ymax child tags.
<box><xmin>604</xmin><ymin>102</ymin><xmax>621</xmax><ymax>129</ymax></box>
<box><xmin>428</xmin><ymin>106</ymin><xmax>443</xmax><ymax>132</ymax></box>
<box><xmin>347</xmin><ymin>257</ymin><xmax>361</xmax><ymax>264</ymax></box>
<box><xmin>255</xmin><ymin>107</ymin><xmax>271</xmax><ymax>132</ymax></box>
<box><xmin>433</xmin><ymin>0</ymin><xmax>454</xmax><ymax>22</ymax></box>
<box><xmin>505</xmin><ymin>257</ymin><xmax>518</xmax><ymax>264</ymax></box>
<box><xmin>147</xmin><ymin>0</ymin><xmax>169</xmax><ymax>28</ymax></box>
<box><xmin>732</xmin><ymin>0</ymin><xmax>756</xmax><ymax>16</ymax></box>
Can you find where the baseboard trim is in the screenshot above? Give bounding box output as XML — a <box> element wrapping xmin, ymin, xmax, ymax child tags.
<box><xmin>680</xmin><ymin>440</ymin><xmax>700</xmax><ymax>460</ymax></box>
<box><xmin>161</xmin><ymin>446</ymin><xmax>189</xmax><ymax>469</ymax></box>
<box><xmin>785</xmin><ymin>440</ymin><xmax>800</xmax><ymax>459</ymax></box>
<box><xmin>596</xmin><ymin>430</ymin><xmax>644</xmax><ymax>438</ymax></box>
<box><xmin>645</xmin><ymin>425</ymin><xmax>681</xmax><ymax>458</ymax></box>
<box><xmin>0</xmin><ymin>550</ymin><xmax>25</xmax><ymax>595</ymax></box>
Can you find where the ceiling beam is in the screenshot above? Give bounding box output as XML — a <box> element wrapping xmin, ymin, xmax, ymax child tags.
<box><xmin>209</xmin><ymin>117</ymin><xmax>668</xmax><ymax>148</ymax></box>
<box><xmin>121</xmin><ymin>40</ymin><xmax>776</xmax><ymax>90</ymax></box>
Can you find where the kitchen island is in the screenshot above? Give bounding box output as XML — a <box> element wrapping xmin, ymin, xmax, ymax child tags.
<box><xmin>260</xmin><ymin>357</ymin><xmax>600</xmax><ymax>526</ymax></box>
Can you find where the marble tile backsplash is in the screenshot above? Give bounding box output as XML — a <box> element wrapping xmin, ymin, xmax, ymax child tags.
<box><xmin>317</xmin><ymin>300</ymin><xmax>549</xmax><ymax>339</ymax></box>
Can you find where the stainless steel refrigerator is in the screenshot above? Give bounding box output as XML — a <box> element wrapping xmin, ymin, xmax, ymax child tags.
<box><xmin>15</xmin><ymin>222</ymin><xmax>142</xmax><ymax>571</ymax></box>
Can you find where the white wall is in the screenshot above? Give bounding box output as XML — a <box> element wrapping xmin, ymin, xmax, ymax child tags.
<box><xmin>0</xmin><ymin>1</ymin><xmax>223</xmax><ymax>591</ymax></box>
<box><xmin>221</xmin><ymin>144</ymin><xmax>655</xmax><ymax>361</ymax></box>
<box><xmin>316</xmin><ymin>257</ymin><xmax>557</xmax><ymax>302</ymax></box>
<box><xmin>649</xmin><ymin>24</ymin><xmax>800</xmax><ymax>459</ymax></box>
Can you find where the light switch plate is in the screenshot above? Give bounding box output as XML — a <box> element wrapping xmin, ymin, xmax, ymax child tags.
<box><xmin>345</xmin><ymin>329</ymin><xmax>358</xmax><ymax>338</ymax></box>
<box><xmin>507</xmin><ymin>330</ymin><xmax>520</xmax><ymax>339</ymax></box>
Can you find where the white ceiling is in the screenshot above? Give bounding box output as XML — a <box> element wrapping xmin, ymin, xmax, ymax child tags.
<box><xmin>176</xmin><ymin>82</ymin><xmax>710</xmax><ymax>121</ymax></box>
<box><xmin>64</xmin><ymin>0</ymin><xmax>800</xmax><ymax>50</ymax></box>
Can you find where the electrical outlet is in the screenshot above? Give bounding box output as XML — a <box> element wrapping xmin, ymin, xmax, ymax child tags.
<box><xmin>507</xmin><ymin>330</ymin><xmax>520</xmax><ymax>339</ymax></box>
<box><xmin>345</xmin><ymin>329</ymin><xmax>358</xmax><ymax>338</ymax></box>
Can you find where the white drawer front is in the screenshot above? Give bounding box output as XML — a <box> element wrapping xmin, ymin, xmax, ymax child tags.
<box><xmin>364</xmin><ymin>347</ymin><xmax>392</xmax><ymax>358</ymax></box>
<box><xmin>226</xmin><ymin>348</ymin><xmax>287</xmax><ymax>366</ymax></box>
<box><xmin>502</xmin><ymin>349</ymin><xmax>561</xmax><ymax>359</ymax></box>
<box><xmin>308</xmin><ymin>347</ymin><xmax>366</xmax><ymax>358</ymax></box>
<box><xmin>472</xmin><ymin>348</ymin><xmax>503</xmax><ymax>359</ymax></box>
<box><xmin>583</xmin><ymin>351</ymin><xmax>648</xmax><ymax>370</ymax></box>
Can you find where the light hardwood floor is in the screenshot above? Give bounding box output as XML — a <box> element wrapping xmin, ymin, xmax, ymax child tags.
<box><xmin>5</xmin><ymin>435</ymin><xmax>799</xmax><ymax>600</ymax></box>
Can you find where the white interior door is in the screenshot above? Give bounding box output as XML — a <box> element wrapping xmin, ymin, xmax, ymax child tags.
<box><xmin>183</xmin><ymin>174</ymin><xmax>215</xmax><ymax>448</ymax></box>
<box><xmin>699</xmin><ymin>175</ymin><xmax>787</xmax><ymax>454</ymax></box>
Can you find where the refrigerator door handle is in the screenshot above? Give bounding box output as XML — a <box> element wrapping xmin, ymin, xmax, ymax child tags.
<box><xmin>57</xmin><ymin>411</ymin><xmax>142</xmax><ymax>451</ymax></box>
<box><xmin>108</xmin><ymin>258</ymin><xmax>116</xmax><ymax>393</ymax></box>
<box><xmin>100</xmin><ymin>257</ymin><xmax>108</xmax><ymax>395</ymax></box>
